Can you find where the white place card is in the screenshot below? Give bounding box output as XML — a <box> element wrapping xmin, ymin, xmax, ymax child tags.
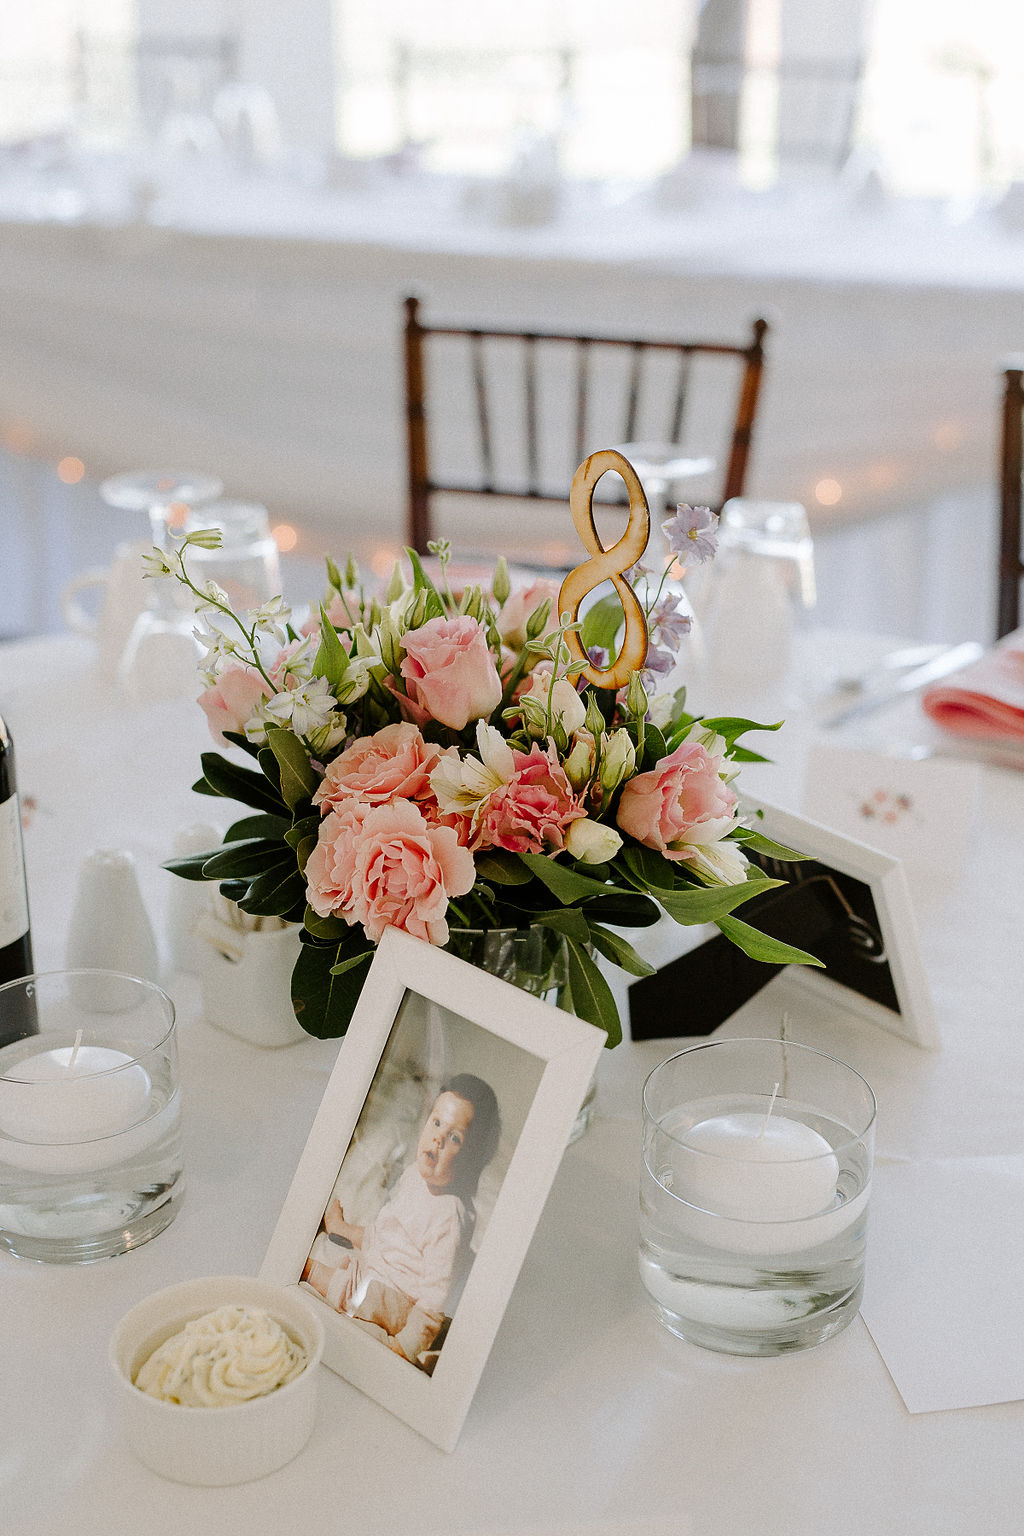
<box><xmin>802</xmin><ymin>743</ymin><xmax>979</xmax><ymax>883</ymax></box>
<box><xmin>861</xmin><ymin>1155</ymin><xmax>1024</xmax><ymax>1414</ymax></box>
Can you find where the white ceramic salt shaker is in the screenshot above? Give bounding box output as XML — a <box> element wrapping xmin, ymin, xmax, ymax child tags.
<box><xmin>65</xmin><ymin>848</ymin><xmax>160</xmax><ymax>983</ymax></box>
<box><xmin>165</xmin><ymin>822</ymin><xmax>220</xmax><ymax>975</ymax></box>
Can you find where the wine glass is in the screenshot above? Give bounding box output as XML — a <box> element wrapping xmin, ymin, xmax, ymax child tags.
<box><xmin>99</xmin><ymin>471</ymin><xmax>223</xmax><ymax>704</ymax></box>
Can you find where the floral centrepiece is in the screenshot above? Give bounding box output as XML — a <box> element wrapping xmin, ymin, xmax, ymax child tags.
<box><xmin>158</xmin><ymin>519</ymin><xmax>820</xmax><ymax>1044</ymax></box>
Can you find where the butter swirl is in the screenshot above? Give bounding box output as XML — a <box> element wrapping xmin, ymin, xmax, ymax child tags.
<box><xmin>135</xmin><ymin>1304</ymin><xmax>307</xmax><ymax>1407</ymax></box>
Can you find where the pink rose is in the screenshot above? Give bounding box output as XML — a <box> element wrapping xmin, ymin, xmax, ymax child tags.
<box><xmin>197</xmin><ymin>664</ymin><xmax>270</xmax><ymax>746</ymax></box>
<box><xmin>476</xmin><ymin>742</ymin><xmax>585</xmax><ymax>855</ymax></box>
<box><xmin>496</xmin><ymin>579</ymin><xmax>561</xmax><ymax>649</ymax></box>
<box><xmin>615</xmin><ymin>740</ymin><xmax>738</xmax><ymax>862</ymax></box>
<box><xmin>400</xmin><ymin>615</ymin><xmax>502</xmax><ymax>732</ymax></box>
<box><xmin>306</xmin><ymin>798</ymin><xmax>475</xmax><ymax>946</ymax></box>
<box><xmin>313</xmin><ymin>723</ymin><xmax>450</xmax><ymax>814</ymax></box>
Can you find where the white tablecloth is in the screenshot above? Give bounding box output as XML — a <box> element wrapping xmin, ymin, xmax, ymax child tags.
<box><xmin>2</xmin><ymin>632</ymin><xmax>1023</xmax><ymax>1536</ymax></box>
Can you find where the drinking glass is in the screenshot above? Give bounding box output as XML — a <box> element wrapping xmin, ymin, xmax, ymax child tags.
<box><xmin>695</xmin><ymin>498</ymin><xmax>816</xmax><ymax>705</ymax></box>
<box><xmin>100</xmin><ymin>470</ymin><xmax>223</xmax><ymax>703</ymax></box>
<box><xmin>183</xmin><ymin>500</ymin><xmax>282</xmax><ymax>612</ymax></box>
<box><xmin>0</xmin><ymin>970</ymin><xmax>186</xmax><ymax>1264</ymax></box>
<box><xmin>639</xmin><ymin>1037</ymin><xmax>875</xmax><ymax>1356</ymax></box>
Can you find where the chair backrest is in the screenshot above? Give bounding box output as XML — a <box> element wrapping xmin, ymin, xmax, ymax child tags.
<box><xmin>998</xmin><ymin>363</ymin><xmax>1024</xmax><ymax>638</ymax></box>
<box><xmin>403</xmin><ymin>294</ymin><xmax>769</xmax><ymax>556</ymax></box>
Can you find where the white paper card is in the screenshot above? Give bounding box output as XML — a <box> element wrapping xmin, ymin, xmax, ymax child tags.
<box><xmin>803</xmin><ymin>744</ymin><xmax>979</xmax><ymax>881</ymax></box>
<box><xmin>861</xmin><ymin>1155</ymin><xmax>1024</xmax><ymax>1413</ymax></box>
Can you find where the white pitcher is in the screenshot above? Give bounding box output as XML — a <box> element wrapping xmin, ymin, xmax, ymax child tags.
<box><xmin>60</xmin><ymin>539</ymin><xmax>151</xmax><ymax>680</ymax></box>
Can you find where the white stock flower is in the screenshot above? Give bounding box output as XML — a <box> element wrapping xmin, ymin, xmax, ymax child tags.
<box><xmin>565</xmin><ymin>818</ymin><xmax>623</xmax><ymax>864</ymax></box>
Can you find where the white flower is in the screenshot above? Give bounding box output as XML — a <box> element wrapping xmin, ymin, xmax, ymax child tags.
<box><xmin>519</xmin><ymin>670</ymin><xmax>587</xmax><ymax>739</ymax></box>
<box><xmin>262</xmin><ymin>675</ymin><xmax>341</xmax><ymax>737</ymax></box>
<box><xmin>647</xmin><ymin>692</ymin><xmax>675</xmax><ymax>729</ymax></box>
<box><xmin>685</xmin><ymin>839</ymin><xmax>749</xmax><ymax>886</ymax></box>
<box><xmin>307</xmin><ymin>714</ymin><xmax>349</xmax><ymax>756</ymax></box>
<box><xmin>431</xmin><ymin>721</ymin><xmax>514</xmax><ymax>825</ymax></box>
<box><xmin>565</xmin><ymin>818</ymin><xmax>623</xmax><ymax>864</ymax></box>
<box><xmin>253</xmin><ymin>595</ymin><xmax>292</xmax><ymax>646</ymax></box>
<box><xmin>141</xmin><ymin>547</ymin><xmax>173</xmax><ymax>578</ymax></box>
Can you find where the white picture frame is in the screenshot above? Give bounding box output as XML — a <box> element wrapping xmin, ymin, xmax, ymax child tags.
<box><xmin>745</xmin><ymin>796</ymin><xmax>940</xmax><ymax>1050</ymax></box>
<box><xmin>260</xmin><ymin>926</ymin><xmax>605</xmax><ymax>1453</ymax></box>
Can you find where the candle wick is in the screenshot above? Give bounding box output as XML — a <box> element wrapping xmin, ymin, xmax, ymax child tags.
<box><xmin>758</xmin><ymin>1081</ymin><xmax>781</xmax><ymax>1139</ymax></box>
<box><xmin>67</xmin><ymin>1029</ymin><xmax>84</xmax><ymax>1072</ymax></box>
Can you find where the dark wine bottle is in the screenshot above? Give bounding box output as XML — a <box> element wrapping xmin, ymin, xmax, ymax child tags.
<box><xmin>0</xmin><ymin>712</ymin><xmax>37</xmax><ymax>1045</ymax></box>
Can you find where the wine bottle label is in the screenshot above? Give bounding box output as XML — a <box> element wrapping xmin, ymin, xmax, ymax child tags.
<box><xmin>0</xmin><ymin>794</ymin><xmax>30</xmax><ymax>947</ymax></box>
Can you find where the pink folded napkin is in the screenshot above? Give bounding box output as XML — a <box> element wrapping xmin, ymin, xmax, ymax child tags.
<box><xmin>922</xmin><ymin>629</ymin><xmax>1024</xmax><ymax>741</ymax></box>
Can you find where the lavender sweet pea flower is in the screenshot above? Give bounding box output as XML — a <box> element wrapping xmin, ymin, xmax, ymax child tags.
<box><xmin>662</xmin><ymin>503</ymin><xmax>719</xmax><ymax>565</ymax></box>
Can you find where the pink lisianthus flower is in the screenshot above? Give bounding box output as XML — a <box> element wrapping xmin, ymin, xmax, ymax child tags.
<box><xmin>313</xmin><ymin>722</ymin><xmax>452</xmax><ymax>814</ymax></box>
<box><xmin>615</xmin><ymin>738</ymin><xmax>740</xmax><ymax>866</ymax></box>
<box><xmin>305</xmin><ymin>798</ymin><xmax>476</xmax><ymax>946</ymax></box>
<box><xmin>495</xmin><ymin>578</ymin><xmax>561</xmax><ymax>649</ymax></box>
<box><xmin>400</xmin><ymin>615</ymin><xmax>502</xmax><ymax>731</ymax></box>
<box><xmin>476</xmin><ymin>741</ymin><xmax>585</xmax><ymax>855</ymax></box>
<box><xmin>197</xmin><ymin>663</ymin><xmax>271</xmax><ymax>746</ymax></box>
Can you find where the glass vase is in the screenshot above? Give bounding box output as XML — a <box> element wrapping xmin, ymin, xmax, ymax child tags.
<box><xmin>445</xmin><ymin>927</ymin><xmax>598</xmax><ymax>1144</ymax></box>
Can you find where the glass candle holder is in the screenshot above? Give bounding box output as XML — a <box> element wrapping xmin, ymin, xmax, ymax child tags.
<box><xmin>640</xmin><ymin>1037</ymin><xmax>875</xmax><ymax>1356</ymax></box>
<box><xmin>0</xmin><ymin>970</ymin><xmax>186</xmax><ymax>1264</ymax></box>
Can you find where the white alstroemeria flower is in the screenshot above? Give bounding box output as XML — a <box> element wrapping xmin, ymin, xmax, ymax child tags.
<box><xmin>141</xmin><ymin>547</ymin><xmax>173</xmax><ymax>578</ymax></box>
<box><xmin>307</xmin><ymin>713</ymin><xmax>348</xmax><ymax>756</ymax></box>
<box><xmin>430</xmin><ymin>721</ymin><xmax>515</xmax><ymax>823</ymax></box>
<box><xmin>685</xmin><ymin>838</ymin><xmax>749</xmax><ymax>887</ymax></box>
<box><xmin>262</xmin><ymin>675</ymin><xmax>341</xmax><ymax>737</ymax></box>
<box><xmin>193</xmin><ymin>624</ymin><xmax>241</xmax><ymax>683</ymax></box>
<box><xmin>253</xmin><ymin>595</ymin><xmax>292</xmax><ymax>647</ymax></box>
<box><xmin>647</xmin><ymin>691</ymin><xmax>676</xmax><ymax>730</ymax></box>
<box><xmin>565</xmin><ymin>818</ymin><xmax>623</xmax><ymax>865</ymax></box>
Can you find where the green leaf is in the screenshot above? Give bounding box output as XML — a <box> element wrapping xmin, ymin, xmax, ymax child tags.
<box><xmin>311</xmin><ymin>605</ymin><xmax>350</xmax><ymax>686</ymax></box>
<box><xmin>532</xmin><ymin>908</ymin><xmax>592</xmax><ymax>943</ymax></box>
<box><xmin>291</xmin><ymin>936</ymin><xmax>373</xmax><ymax>1038</ymax></box>
<box><xmin>198</xmin><ymin>751</ymin><xmax>284</xmax><ymax>815</ymax></box>
<box><xmin>639</xmin><ymin>724</ymin><xmax>668</xmax><ymax>771</ymax></box>
<box><xmin>222</xmin><ymin>730</ymin><xmax>261</xmax><ymax>759</ymax></box>
<box><xmin>265</xmin><ymin>728</ymin><xmax>319</xmax><ymax>809</ymax></box>
<box><xmin>328</xmin><ymin>951</ymin><xmax>374</xmax><ymax>979</ymax></box>
<box><xmin>728</xmin><ymin>745</ymin><xmax>773</xmax><ymax>764</ymax></box>
<box><xmin>303</xmin><ymin>905</ymin><xmax>351</xmax><ymax>942</ymax></box>
<box><xmin>404</xmin><ymin>546</ymin><xmax>442</xmax><ymax>598</ymax></box>
<box><xmin>256</xmin><ymin>745</ymin><xmax>283</xmax><ymax>797</ymax></box>
<box><xmin>236</xmin><ymin>863</ymin><xmax>306</xmax><ymax>919</ymax></box>
<box><xmin>285</xmin><ymin>814</ymin><xmax>321</xmax><ymax>850</ymax></box>
<box><xmin>735</xmin><ymin>829</ymin><xmax>813</xmax><ymax>862</ymax></box>
<box><xmin>474</xmin><ymin>851</ymin><xmax>533</xmax><ymax>886</ymax></box>
<box><xmin>619</xmin><ymin>843</ymin><xmax>676</xmax><ymax>891</ymax></box>
<box><xmin>587</xmin><ymin>924</ymin><xmax>657</xmax><ymax>978</ymax></box>
<box><xmin>578</xmin><ymin>891</ymin><xmax>661</xmax><ymax>926</ymax></box>
<box><xmin>518</xmin><ymin>852</ymin><xmax>629</xmax><ymax>906</ymax></box>
<box><xmin>699</xmin><ymin>715</ymin><xmax>784</xmax><ymax>747</ymax></box>
<box><xmin>716</xmin><ymin>913</ymin><xmax>824</xmax><ymax>967</ymax></box>
<box><xmin>225</xmin><ymin>813</ymin><xmax>291</xmax><ymax>842</ymax></box>
<box><xmin>657</xmin><ymin>874</ymin><xmax>783</xmax><ymax>926</ymax></box>
<box><xmin>564</xmin><ymin>937</ymin><xmax>622</xmax><ymax>1047</ymax></box>
<box><xmin>580</xmin><ymin>592</ymin><xmax>624</xmax><ymax>654</ymax></box>
<box><xmin>162</xmin><ymin>852</ymin><xmax>217</xmax><ymax>882</ymax></box>
<box><xmin>201</xmin><ymin>840</ymin><xmax>291</xmax><ymax>880</ymax></box>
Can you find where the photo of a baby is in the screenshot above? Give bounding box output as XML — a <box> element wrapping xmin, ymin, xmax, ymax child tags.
<box><xmin>302</xmin><ymin>1073</ymin><xmax>501</xmax><ymax>1371</ymax></box>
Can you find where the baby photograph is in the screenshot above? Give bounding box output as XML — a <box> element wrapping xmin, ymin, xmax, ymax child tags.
<box><xmin>301</xmin><ymin>986</ymin><xmax>544</xmax><ymax>1373</ymax></box>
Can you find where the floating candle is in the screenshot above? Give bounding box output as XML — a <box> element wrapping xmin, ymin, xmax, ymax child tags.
<box><xmin>0</xmin><ymin>1039</ymin><xmax>152</xmax><ymax>1145</ymax></box>
<box><xmin>678</xmin><ymin>1109</ymin><xmax>840</xmax><ymax>1223</ymax></box>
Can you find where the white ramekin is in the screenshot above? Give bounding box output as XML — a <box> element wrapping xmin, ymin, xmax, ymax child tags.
<box><xmin>109</xmin><ymin>1274</ymin><xmax>325</xmax><ymax>1485</ymax></box>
